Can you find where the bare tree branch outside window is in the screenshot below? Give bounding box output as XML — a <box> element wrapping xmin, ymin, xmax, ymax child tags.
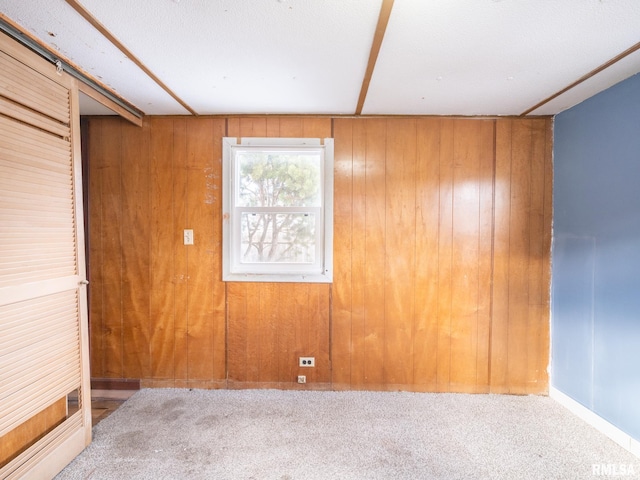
<box><xmin>237</xmin><ymin>152</ymin><xmax>321</xmax><ymax>264</ymax></box>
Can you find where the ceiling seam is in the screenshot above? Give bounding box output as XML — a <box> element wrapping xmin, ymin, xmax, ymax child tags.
<box><xmin>354</xmin><ymin>0</ymin><xmax>395</xmax><ymax>116</ymax></box>
<box><xmin>63</xmin><ymin>0</ymin><xmax>198</xmax><ymax>116</ymax></box>
<box><xmin>520</xmin><ymin>39</ymin><xmax>640</xmax><ymax>116</ymax></box>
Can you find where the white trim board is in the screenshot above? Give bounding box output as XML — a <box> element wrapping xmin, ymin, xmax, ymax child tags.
<box><xmin>550</xmin><ymin>386</ymin><xmax>640</xmax><ymax>459</ymax></box>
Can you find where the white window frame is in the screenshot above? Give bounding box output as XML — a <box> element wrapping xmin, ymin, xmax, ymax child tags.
<box><xmin>222</xmin><ymin>137</ymin><xmax>333</xmax><ymax>283</ymax></box>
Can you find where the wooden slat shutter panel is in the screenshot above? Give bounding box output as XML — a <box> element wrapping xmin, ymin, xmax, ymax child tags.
<box><xmin>0</xmin><ymin>116</ymin><xmax>77</xmax><ymax>287</ymax></box>
<box><xmin>0</xmin><ymin>33</ymin><xmax>91</xmax><ymax>480</ymax></box>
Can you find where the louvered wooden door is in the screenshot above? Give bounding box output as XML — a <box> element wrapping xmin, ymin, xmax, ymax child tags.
<box><xmin>0</xmin><ymin>34</ymin><xmax>91</xmax><ymax>479</ymax></box>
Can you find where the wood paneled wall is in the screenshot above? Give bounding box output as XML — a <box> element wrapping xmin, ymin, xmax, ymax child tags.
<box><xmin>87</xmin><ymin>115</ymin><xmax>551</xmax><ymax>394</ymax></box>
<box><xmin>333</xmin><ymin>118</ymin><xmax>551</xmax><ymax>394</ymax></box>
<box><xmin>225</xmin><ymin>118</ymin><xmax>332</xmax><ymax>389</ymax></box>
<box><xmin>89</xmin><ymin>117</ymin><xmax>226</xmax><ymax>388</ymax></box>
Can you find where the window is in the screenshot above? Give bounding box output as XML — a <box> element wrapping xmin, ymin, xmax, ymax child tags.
<box><xmin>222</xmin><ymin>137</ymin><xmax>333</xmax><ymax>283</ymax></box>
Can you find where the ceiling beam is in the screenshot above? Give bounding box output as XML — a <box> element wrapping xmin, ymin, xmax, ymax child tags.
<box><xmin>78</xmin><ymin>82</ymin><xmax>142</xmax><ymax>127</ymax></box>
<box><xmin>355</xmin><ymin>0</ymin><xmax>395</xmax><ymax>115</ymax></box>
<box><xmin>521</xmin><ymin>40</ymin><xmax>640</xmax><ymax>116</ymax></box>
<box><xmin>64</xmin><ymin>0</ymin><xmax>198</xmax><ymax>116</ymax></box>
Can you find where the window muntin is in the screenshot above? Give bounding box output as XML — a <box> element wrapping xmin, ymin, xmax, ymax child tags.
<box><xmin>223</xmin><ymin>138</ymin><xmax>333</xmax><ymax>283</ymax></box>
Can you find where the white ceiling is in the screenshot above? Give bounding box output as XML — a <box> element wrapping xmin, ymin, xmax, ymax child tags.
<box><xmin>1</xmin><ymin>0</ymin><xmax>639</xmax><ymax>117</ymax></box>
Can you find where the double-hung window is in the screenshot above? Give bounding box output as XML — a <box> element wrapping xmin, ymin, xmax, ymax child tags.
<box><xmin>222</xmin><ymin>137</ymin><xmax>333</xmax><ymax>283</ymax></box>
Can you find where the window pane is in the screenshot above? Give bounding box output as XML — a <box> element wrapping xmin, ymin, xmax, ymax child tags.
<box><xmin>236</xmin><ymin>151</ymin><xmax>321</xmax><ymax>208</ymax></box>
<box><xmin>240</xmin><ymin>212</ymin><xmax>316</xmax><ymax>264</ymax></box>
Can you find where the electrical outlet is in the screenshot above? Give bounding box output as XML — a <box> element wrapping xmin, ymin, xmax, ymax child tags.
<box><xmin>183</xmin><ymin>229</ymin><xmax>194</xmax><ymax>245</ymax></box>
<box><xmin>299</xmin><ymin>357</ymin><xmax>315</xmax><ymax>367</ymax></box>
<box><xmin>297</xmin><ymin>375</ymin><xmax>306</xmax><ymax>384</ymax></box>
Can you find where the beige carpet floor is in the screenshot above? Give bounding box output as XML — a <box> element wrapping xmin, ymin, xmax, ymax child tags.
<box><xmin>55</xmin><ymin>389</ymin><xmax>639</xmax><ymax>479</ymax></box>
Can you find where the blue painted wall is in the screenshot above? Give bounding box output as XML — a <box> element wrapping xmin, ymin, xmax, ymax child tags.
<box><xmin>553</xmin><ymin>73</ymin><xmax>640</xmax><ymax>442</ymax></box>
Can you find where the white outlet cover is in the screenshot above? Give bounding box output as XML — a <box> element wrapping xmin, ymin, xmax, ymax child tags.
<box><xmin>183</xmin><ymin>229</ymin><xmax>194</xmax><ymax>245</ymax></box>
<box><xmin>299</xmin><ymin>357</ymin><xmax>315</xmax><ymax>367</ymax></box>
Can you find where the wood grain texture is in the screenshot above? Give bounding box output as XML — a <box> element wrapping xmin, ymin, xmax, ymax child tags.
<box><xmin>88</xmin><ymin>116</ymin><xmax>226</xmax><ymax>388</ymax></box>
<box><xmin>185</xmin><ymin>118</ymin><xmax>216</xmax><ymax>381</ymax></box>
<box><xmin>120</xmin><ymin>120</ymin><xmax>150</xmax><ymax>379</ymax></box>
<box><xmin>331</xmin><ymin>118</ymin><xmax>354</xmax><ymax>387</ymax></box>
<box><xmin>383</xmin><ymin>118</ymin><xmax>416</xmax><ymax>386</ymax></box>
<box><xmin>538</xmin><ymin>120</ymin><xmax>553</xmax><ymax>388</ymax></box>
<box><xmin>0</xmin><ymin>397</ymin><xmax>66</xmax><ymax>467</ymax></box>
<box><xmin>149</xmin><ymin>117</ymin><xmax>176</xmax><ymax>380</ymax></box>
<box><xmin>172</xmin><ymin>118</ymin><xmax>190</xmax><ymax>386</ymax></box>
<box><xmin>436</xmin><ymin>119</ymin><xmax>454</xmax><ymax>391</ymax></box>
<box><xmin>413</xmin><ymin>118</ymin><xmax>441</xmax><ymax>388</ymax></box>
<box><xmin>88</xmin><ymin>119</ymin><xmax>104</xmax><ymax>378</ymax></box>
<box><xmin>330</xmin><ymin>117</ymin><xmax>550</xmax><ymax>393</ymax></box>
<box><xmin>490</xmin><ymin>118</ymin><xmax>552</xmax><ymax>394</ymax></box>
<box><xmin>225</xmin><ymin>117</ymin><xmax>332</xmax><ymax>388</ymax></box>
<box><xmin>362</xmin><ymin>119</ymin><xmax>387</xmax><ymax>388</ymax></box>
<box><xmin>490</xmin><ymin>119</ymin><xmax>512</xmax><ymax>391</ymax></box>
<box><xmin>87</xmin><ymin>115</ymin><xmax>551</xmax><ymax>393</ymax></box>
<box><xmin>99</xmin><ymin>118</ymin><xmax>123</xmax><ymax>378</ymax></box>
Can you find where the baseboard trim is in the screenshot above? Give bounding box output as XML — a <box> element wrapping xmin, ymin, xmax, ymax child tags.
<box><xmin>550</xmin><ymin>386</ymin><xmax>640</xmax><ymax>459</ymax></box>
<box><xmin>91</xmin><ymin>378</ymin><xmax>141</xmax><ymax>391</ymax></box>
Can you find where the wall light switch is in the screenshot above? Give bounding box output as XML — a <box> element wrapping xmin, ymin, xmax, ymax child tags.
<box><xmin>183</xmin><ymin>229</ymin><xmax>194</xmax><ymax>245</ymax></box>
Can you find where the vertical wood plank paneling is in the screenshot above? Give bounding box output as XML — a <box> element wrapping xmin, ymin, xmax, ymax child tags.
<box><xmin>266</xmin><ymin>117</ymin><xmax>281</xmax><ymax>137</ymax></box>
<box><xmin>490</xmin><ymin>118</ymin><xmax>552</xmax><ymax>394</ymax></box>
<box><xmin>226</xmin><ymin>117</ymin><xmax>331</xmax><ymax>387</ymax></box>
<box><xmin>240</xmin><ymin>117</ymin><xmax>266</xmax><ymax>137</ymax></box>
<box><xmin>310</xmin><ymin>284</ymin><xmax>330</xmax><ymax>384</ymax></box>
<box><xmin>225</xmin><ymin>119</ymin><xmax>246</xmax><ymax>384</ymax></box>
<box><xmin>490</xmin><ymin>119</ymin><xmax>513</xmax><ymax>392</ymax></box>
<box><xmin>476</xmin><ymin>121</ymin><xmax>495</xmax><ymax>391</ymax></box>
<box><xmin>330</xmin><ymin>118</ymin><xmax>353</xmax><ymax>387</ymax></box>
<box><xmin>450</xmin><ymin>120</ymin><xmax>494</xmax><ymax>392</ymax></box>
<box><xmin>280</xmin><ymin>117</ymin><xmax>304</xmax><ymax>137</ymax></box>
<box><xmin>363</xmin><ymin>119</ymin><xmax>387</xmax><ymax>387</ymax></box>
<box><xmin>539</xmin><ymin>119</ymin><xmax>553</xmax><ymax>389</ymax></box>
<box><xmin>384</xmin><ymin>119</ymin><xmax>417</xmax><ymax>386</ymax></box>
<box><xmin>528</xmin><ymin>121</ymin><xmax>546</xmax><ymax>308</ymax></box>
<box><xmin>88</xmin><ymin>119</ymin><xmax>104</xmax><ymax>378</ymax></box>
<box><xmin>278</xmin><ymin>283</ymin><xmax>303</xmax><ymax>384</ymax></box>
<box><xmin>149</xmin><ymin>118</ymin><xmax>175</xmax><ymax>381</ymax></box>
<box><xmin>100</xmin><ymin>118</ymin><xmax>123</xmax><ymax>378</ymax></box>
<box><xmin>436</xmin><ymin>119</ymin><xmax>454</xmax><ymax>391</ymax></box>
<box><xmin>275</xmin><ymin>119</ymin><xmax>304</xmax><ymax>387</ymax></box>
<box><xmin>349</xmin><ymin>119</ymin><xmax>367</xmax><ymax>386</ymax></box>
<box><xmin>226</xmin><ymin>282</ymin><xmax>247</xmax><ymax>382</ymax></box>
<box><xmin>449</xmin><ymin>120</ymin><xmax>482</xmax><ymax>391</ymax></box>
<box><xmin>258</xmin><ymin>284</ymin><xmax>278</xmax><ymax>383</ymax></box>
<box><xmin>527</xmin><ymin>119</ymin><xmax>546</xmax><ymax>393</ymax></box>
<box><xmin>526</xmin><ymin>118</ymin><xmax>551</xmax><ymax>393</ymax></box>
<box><xmin>211</xmin><ymin>119</ymin><xmax>227</xmax><ymax>386</ymax></box>
<box><xmin>413</xmin><ymin>118</ymin><xmax>441</xmax><ymax>388</ymax></box>
<box><xmin>211</xmin><ymin>119</ymin><xmax>227</xmax><ymax>383</ymax></box>
<box><xmin>256</xmin><ymin>283</ymin><xmax>276</xmax><ymax>383</ymax></box>
<box><xmin>172</xmin><ymin>118</ymin><xmax>190</xmax><ymax>386</ymax></box>
<box><xmin>87</xmin><ymin>114</ymin><xmax>551</xmax><ymax>394</ymax></box>
<box><xmin>242</xmin><ymin>285</ymin><xmax>259</xmax><ymax>383</ymax></box>
<box><xmin>185</xmin><ymin>118</ymin><xmax>216</xmax><ymax>382</ymax></box>
<box><xmin>227</xmin><ymin>117</ymin><xmax>239</xmax><ymax>138</ymax></box>
<box><xmin>303</xmin><ymin>118</ymin><xmax>332</xmax><ymax>139</ymax></box>
<box><xmin>120</xmin><ymin>121</ymin><xmax>150</xmax><ymax>379</ymax></box>
<box><xmin>507</xmin><ymin>120</ymin><xmax>532</xmax><ymax>393</ymax></box>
